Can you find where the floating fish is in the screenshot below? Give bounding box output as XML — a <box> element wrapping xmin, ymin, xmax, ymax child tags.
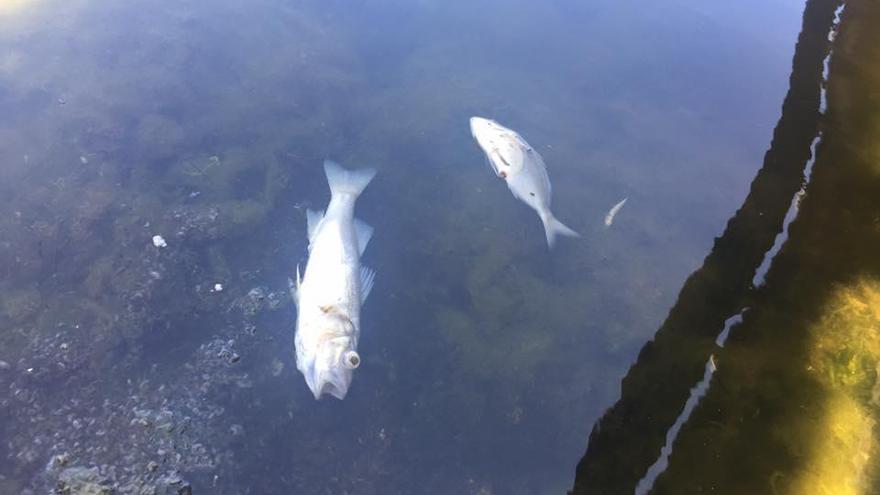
<box><xmin>604</xmin><ymin>197</ymin><xmax>628</xmax><ymax>227</ymax></box>
<box><xmin>469</xmin><ymin>116</ymin><xmax>579</xmax><ymax>247</ymax></box>
<box><xmin>292</xmin><ymin>160</ymin><xmax>376</xmax><ymax>400</ymax></box>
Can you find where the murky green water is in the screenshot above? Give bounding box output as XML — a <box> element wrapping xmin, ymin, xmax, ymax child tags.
<box><xmin>1</xmin><ymin>0</ymin><xmax>877</xmax><ymax>493</ymax></box>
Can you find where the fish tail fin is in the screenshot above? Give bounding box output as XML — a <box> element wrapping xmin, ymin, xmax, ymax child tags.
<box><xmin>324</xmin><ymin>160</ymin><xmax>376</xmax><ymax>199</ymax></box>
<box><xmin>540</xmin><ymin>211</ymin><xmax>580</xmax><ymax>248</ymax></box>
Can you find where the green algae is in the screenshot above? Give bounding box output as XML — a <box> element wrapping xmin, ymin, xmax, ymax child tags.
<box><xmin>0</xmin><ymin>287</ymin><xmax>41</xmax><ymax>323</ymax></box>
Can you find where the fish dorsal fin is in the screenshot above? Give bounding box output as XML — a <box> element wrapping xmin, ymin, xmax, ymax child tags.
<box><xmin>360</xmin><ymin>265</ymin><xmax>376</xmax><ymax>304</ymax></box>
<box><xmin>306</xmin><ymin>209</ymin><xmax>325</xmax><ymax>243</ymax></box>
<box><xmin>512</xmin><ymin>132</ymin><xmax>532</xmax><ymax>152</ymax></box>
<box><xmin>289</xmin><ymin>264</ymin><xmax>302</xmax><ymax>307</ymax></box>
<box><xmin>354</xmin><ymin>218</ymin><xmax>374</xmax><ymax>256</ymax></box>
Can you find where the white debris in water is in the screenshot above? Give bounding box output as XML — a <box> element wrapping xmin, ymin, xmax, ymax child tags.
<box><xmin>79</xmin><ymin>156</ymin><xmax>88</xmax><ymax>165</ymax></box>
<box><xmin>271</xmin><ymin>359</ymin><xmax>284</xmax><ymax>376</ymax></box>
<box><xmin>213</xmin><ymin>283</ymin><xmax>223</xmax><ymax>292</ymax></box>
<box><xmin>151</xmin><ymin>235</ymin><xmax>167</xmax><ymax>248</ymax></box>
<box><xmin>604</xmin><ymin>197</ymin><xmax>628</xmax><ymax>227</ymax></box>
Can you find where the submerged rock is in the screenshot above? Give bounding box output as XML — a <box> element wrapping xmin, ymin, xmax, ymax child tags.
<box><xmin>0</xmin><ymin>324</ymin><xmax>263</xmax><ymax>492</ymax></box>
<box><xmin>232</xmin><ymin>286</ymin><xmax>288</xmax><ymax>316</ymax></box>
<box><xmin>56</xmin><ymin>466</ymin><xmax>112</xmax><ymax>495</ymax></box>
<box><xmin>167</xmin><ymin>205</ymin><xmax>220</xmax><ymax>242</ymax></box>
<box><xmin>153</xmin><ymin>472</ymin><xmax>192</xmax><ymax>495</ymax></box>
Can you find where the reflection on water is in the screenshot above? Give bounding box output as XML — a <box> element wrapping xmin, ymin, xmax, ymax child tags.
<box><xmin>0</xmin><ymin>0</ymin><xmax>34</xmax><ymax>15</ymax></box>
<box><xmin>634</xmin><ymin>355</ymin><xmax>716</xmax><ymax>495</ymax></box>
<box><xmin>572</xmin><ymin>0</ymin><xmax>880</xmax><ymax>492</ymax></box>
<box><xmin>1</xmin><ymin>0</ymin><xmax>874</xmax><ymax>493</ymax></box>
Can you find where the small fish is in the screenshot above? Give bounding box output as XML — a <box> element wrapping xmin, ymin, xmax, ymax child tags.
<box><xmin>604</xmin><ymin>198</ymin><xmax>628</xmax><ymax>227</ymax></box>
<box><xmin>292</xmin><ymin>160</ymin><xmax>376</xmax><ymax>400</ymax></box>
<box><xmin>469</xmin><ymin>116</ymin><xmax>579</xmax><ymax>248</ymax></box>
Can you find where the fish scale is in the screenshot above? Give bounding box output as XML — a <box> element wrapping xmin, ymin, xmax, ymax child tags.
<box><xmin>293</xmin><ymin>160</ymin><xmax>376</xmax><ymax>400</ymax></box>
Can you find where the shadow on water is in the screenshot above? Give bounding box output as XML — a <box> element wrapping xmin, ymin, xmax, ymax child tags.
<box><xmin>570</xmin><ymin>0</ymin><xmax>880</xmax><ymax>492</ymax></box>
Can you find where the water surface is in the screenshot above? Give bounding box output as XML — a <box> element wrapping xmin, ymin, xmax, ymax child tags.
<box><xmin>3</xmin><ymin>0</ymin><xmax>867</xmax><ymax>493</ymax></box>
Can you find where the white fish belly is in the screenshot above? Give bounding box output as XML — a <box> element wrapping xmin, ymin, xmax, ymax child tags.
<box><xmin>507</xmin><ymin>164</ymin><xmax>552</xmax><ymax>210</ymax></box>
<box><xmin>297</xmin><ymin>215</ymin><xmax>362</xmax><ymax>341</ymax></box>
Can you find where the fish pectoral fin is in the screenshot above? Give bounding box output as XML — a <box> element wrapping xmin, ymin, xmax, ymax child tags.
<box><xmin>306</xmin><ymin>209</ymin><xmax>325</xmax><ymax>244</ymax></box>
<box><xmin>484</xmin><ymin>155</ymin><xmax>500</xmax><ymax>175</ymax></box>
<box><xmin>494</xmin><ymin>149</ymin><xmax>512</xmax><ymax>168</ymax></box>
<box><xmin>354</xmin><ymin>218</ymin><xmax>374</xmax><ymax>256</ymax></box>
<box><xmin>289</xmin><ymin>265</ymin><xmax>302</xmax><ymax>307</ymax></box>
<box><xmin>360</xmin><ymin>265</ymin><xmax>376</xmax><ymax>304</ymax></box>
<box><xmin>513</xmin><ymin>133</ymin><xmax>532</xmax><ymax>152</ymax></box>
<box><xmin>288</xmin><ymin>277</ymin><xmax>297</xmax><ymax>306</ymax></box>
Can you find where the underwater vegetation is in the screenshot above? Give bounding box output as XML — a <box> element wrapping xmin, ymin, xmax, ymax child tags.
<box><xmin>793</xmin><ymin>279</ymin><xmax>880</xmax><ymax>494</ymax></box>
<box><xmin>0</xmin><ymin>1</ymin><xmax>358</xmax><ymax>491</ymax></box>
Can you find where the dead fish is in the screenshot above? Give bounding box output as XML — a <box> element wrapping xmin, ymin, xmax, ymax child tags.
<box><xmin>291</xmin><ymin>160</ymin><xmax>376</xmax><ymax>400</ymax></box>
<box><xmin>470</xmin><ymin>116</ymin><xmax>579</xmax><ymax>247</ymax></box>
<box><xmin>604</xmin><ymin>198</ymin><xmax>628</xmax><ymax>227</ymax></box>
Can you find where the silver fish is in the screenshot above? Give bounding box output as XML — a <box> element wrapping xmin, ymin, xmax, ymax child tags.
<box><xmin>470</xmin><ymin>116</ymin><xmax>579</xmax><ymax>247</ymax></box>
<box><xmin>292</xmin><ymin>160</ymin><xmax>376</xmax><ymax>400</ymax></box>
<box><xmin>604</xmin><ymin>197</ymin><xmax>628</xmax><ymax>227</ymax></box>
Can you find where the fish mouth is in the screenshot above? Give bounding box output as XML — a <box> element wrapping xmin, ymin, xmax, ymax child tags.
<box><xmin>313</xmin><ymin>379</ymin><xmax>348</xmax><ymax>400</ymax></box>
<box><xmin>469</xmin><ymin>116</ymin><xmax>490</xmax><ymax>138</ymax></box>
<box><xmin>306</xmin><ymin>370</ymin><xmax>351</xmax><ymax>400</ymax></box>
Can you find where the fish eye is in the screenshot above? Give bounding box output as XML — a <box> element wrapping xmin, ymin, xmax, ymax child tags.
<box><xmin>343</xmin><ymin>350</ymin><xmax>360</xmax><ymax>369</ymax></box>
